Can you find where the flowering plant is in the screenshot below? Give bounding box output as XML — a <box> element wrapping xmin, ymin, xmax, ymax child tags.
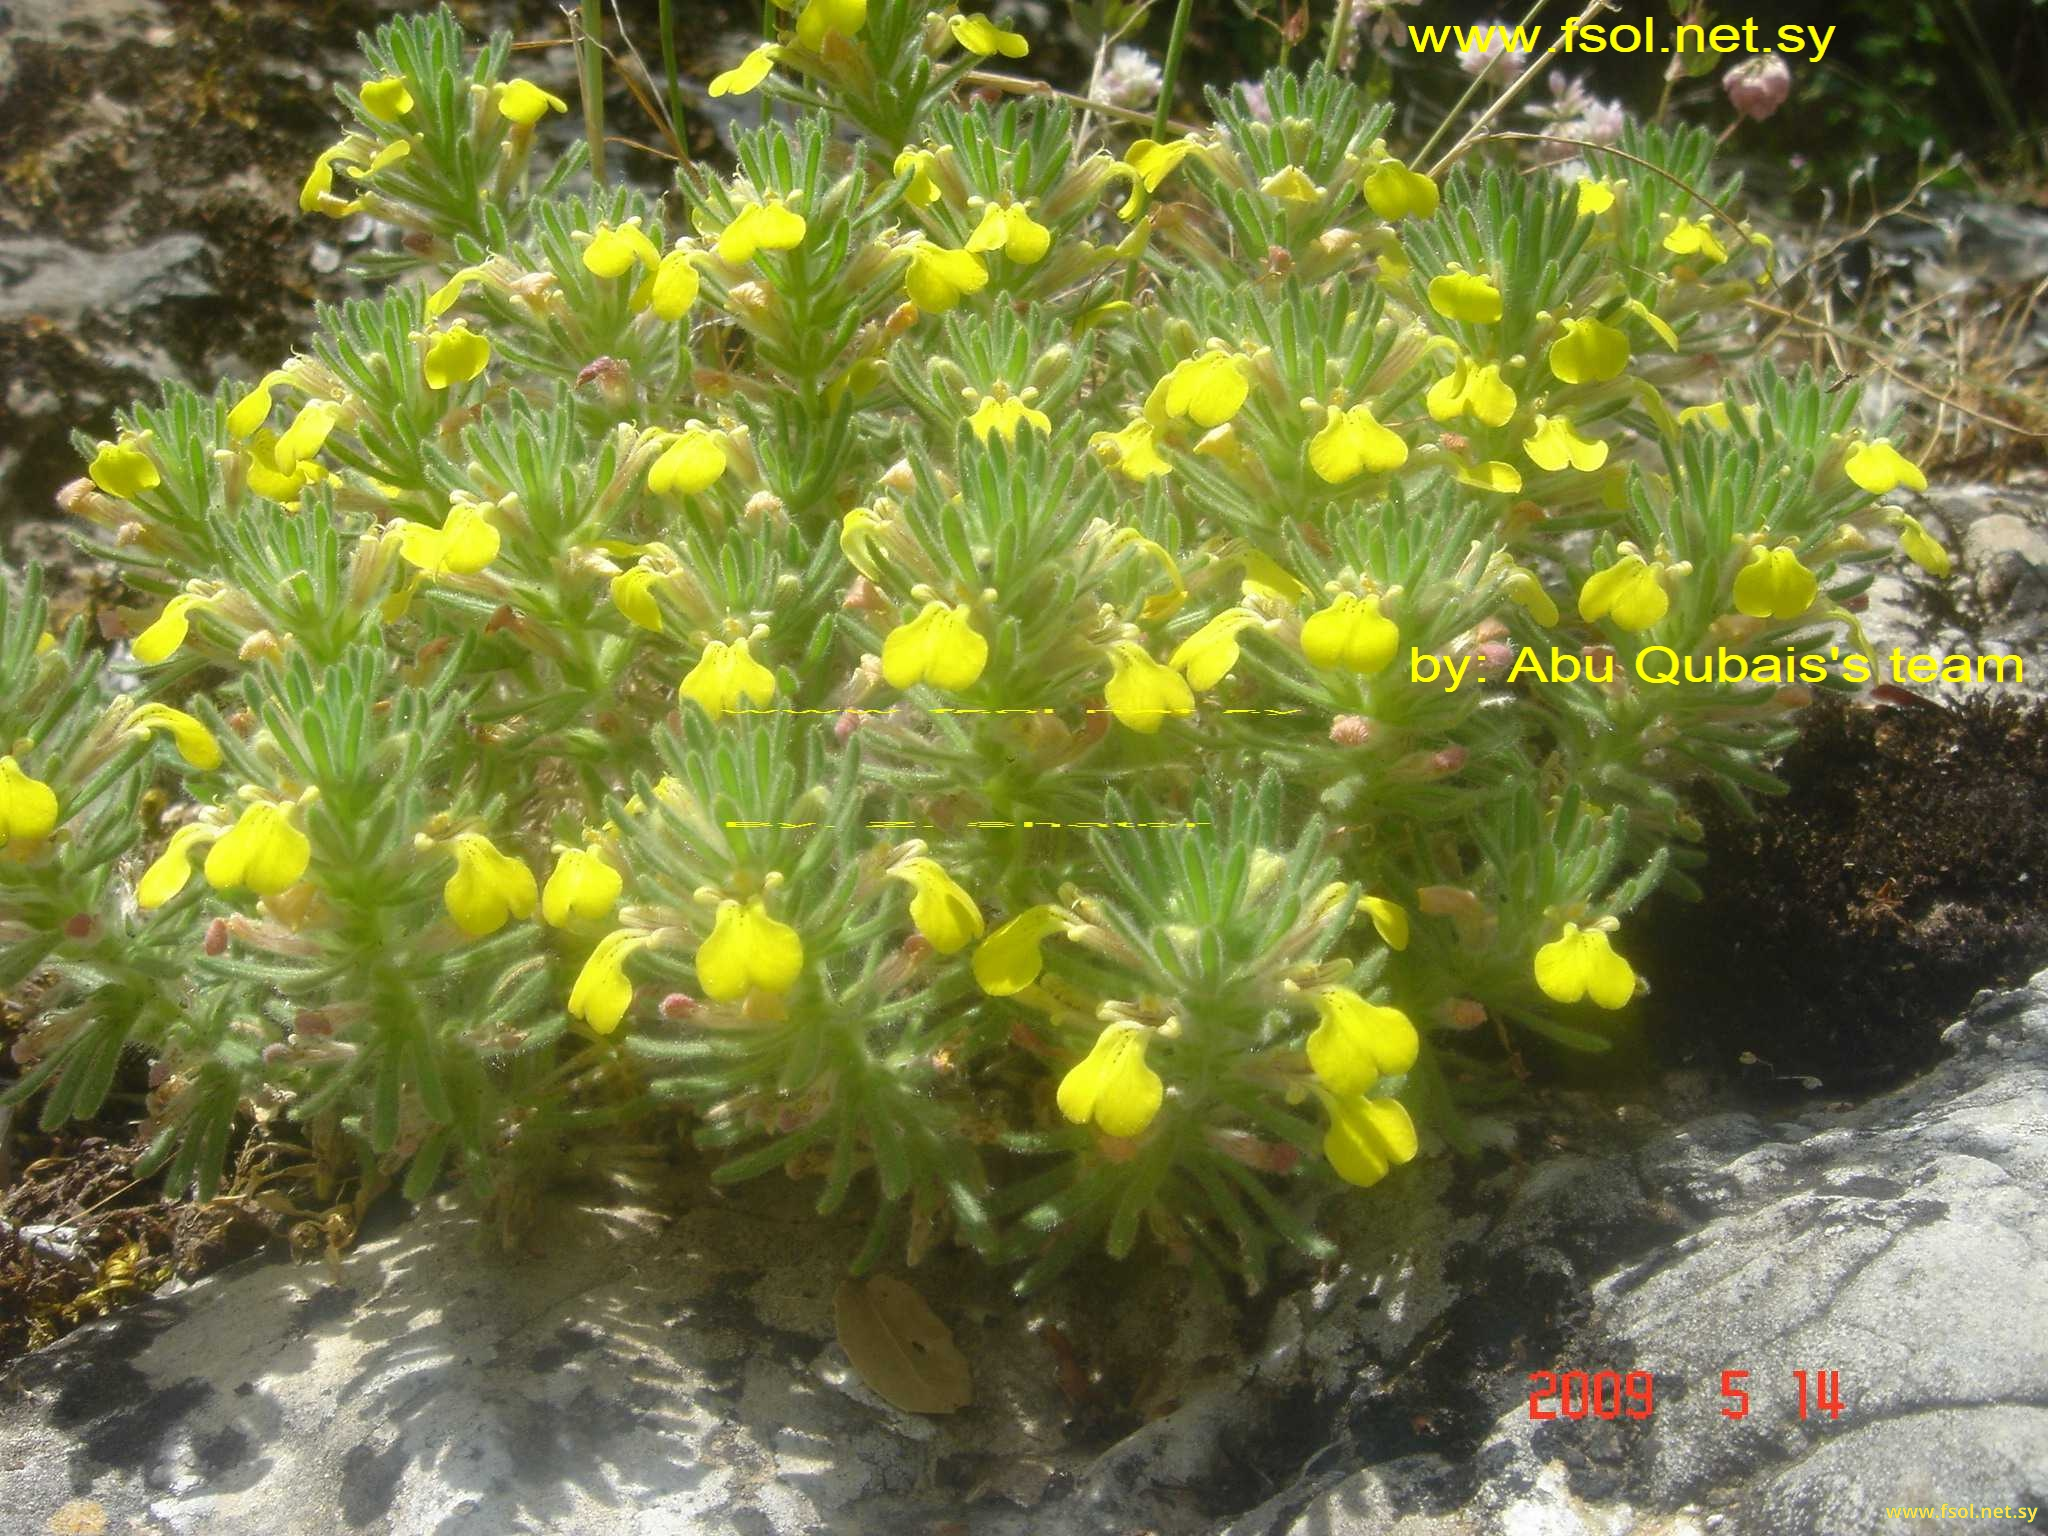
<box><xmin>1</xmin><ymin>2</ymin><xmax>1944</xmax><ymax>1291</ymax></box>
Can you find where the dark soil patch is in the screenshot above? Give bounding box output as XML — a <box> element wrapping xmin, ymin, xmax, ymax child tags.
<box><xmin>1635</xmin><ymin>689</ymin><xmax>2048</xmax><ymax>1095</ymax></box>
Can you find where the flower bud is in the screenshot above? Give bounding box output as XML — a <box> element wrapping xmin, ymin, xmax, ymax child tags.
<box><xmin>1723</xmin><ymin>53</ymin><xmax>1791</xmax><ymax>121</ymax></box>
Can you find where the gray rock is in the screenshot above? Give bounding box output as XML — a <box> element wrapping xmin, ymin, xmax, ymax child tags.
<box><xmin>6</xmin><ymin>977</ymin><xmax>2047</xmax><ymax>1535</ymax></box>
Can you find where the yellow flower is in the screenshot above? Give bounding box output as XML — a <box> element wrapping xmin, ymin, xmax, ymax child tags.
<box><xmin>1504</xmin><ymin>567</ymin><xmax>1559</xmax><ymax>626</ymax></box>
<box><xmin>426</xmin><ymin>266</ymin><xmax>488</xmax><ymax>318</ymax></box>
<box><xmin>0</xmin><ymin>756</ymin><xmax>59</xmax><ymax>848</ymax></box>
<box><xmin>568</xmin><ymin>930</ymin><xmax>651</xmax><ymax>1034</ymax></box>
<box><xmin>1306</xmin><ymin>987</ymin><xmax>1419</xmax><ymax>1096</ymax></box>
<box><xmin>965</xmin><ymin>201</ymin><xmax>1052</xmax><ymax>264</ymax></box>
<box><xmin>583</xmin><ymin>219</ymin><xmax>662</xmax><ymax>279</ymax></box>
<box><xmin>710</xmin><ymin>43</ymin><xmax>777</xmax><ymax>97</ymax></box>
<box><xmin>611</xmin><ymin>566</ymin><xmax>665</xmax><ymax>632</ymax></box>
<box><xmin>1104</xmin><ymin>640</ymin><xmax>1194</xmax><ymax>733</ymax></box>
<box><xmin>133</xmin><ymin>595</ymin><xmax>208</xmax><ymax>665</ymax></box>
<box><xmin>1239</xmin><ymin>550</ymin><xmax>1310</xmax><ymax>604</ymax></box>
<box><xmin>1150</xmin><ymin>351</ymin><xmax>1248</xmax><ymax>430</ymax></box>
<box><xmin>1169</xmin><ymin>608</ymin><xmax>1259</xmax><ymax>692</ymax></box>
<box><xmin>1455</xmin><ymin>459</ymin><xmax>1523</xmax><ymax>494</ymax></box>
<box><xmin>904</xmin><ymin>242</ymin><xmax>988</xmax><ymax>312</ymax></box>
<box><xmin>1057</xmin><ymin>1023</ymin><xmax>1164</xmax><ymax>1139</ymax></box>
<box><xmin>1116</xmin><ymin>138</ymin><xmax>1202</xmax><ymax>219</ymax></box>
<box><xmin>1362</xmin><ymin>895</ymin><xmax>1409</xmax><ymax>951</ymax></box>
<box><xmin>1260</xmin><ymin>166</ymin><xmax>1323</xmax><ymax>203</ymax></box>
<box><xmin>1663</xmin><ymin>217</ymin><xmax>1728</xmax><ymax>266</ymax></box>
<box><xmin>1845</xmin><ymin>439</ymin><xmax>1927</xmax><ymax>496</ymax></box>
<box><xmin>949</xmin><ymin>11</ymin><xmax>1029</xmax><ymax>56</ymax></box>
<box><xmin>543</xmin><ymin>845</ymin><xmax>623</xmax><ymax>927</ymax></box>
<box><xmin>1732</xmin><ymin>546</ymin><xmax>1817</xmax><ymax>621</ymax></box>
<box><xmin>1322</xmin><ymin>1093</ymin><xmax>1419</xmax><ymax>1187</ymax></box>
<box><xmin>1309</xmin><ymin>403</ymin><xmax>1408</xmax><ymax>482</ymax></box>
<box><xmin>1548</xmin><ymin>316</ymin><xmax>1630</xmax><ymax>385</ymax></box>
<box><xmin>441</xmin><ymin>832</ymin><xmax>537</xmax><ymax>937</ymax></box>
<box><xmin>138</xmin><ymin>823</ymin><xmax>219</xmax><ymax>909</ymax></box>
<box><xmin>298</xmin><ymin>145</ymin><xmax>362</xmax><ymax>217</ymax></box>
<box><xmin>244</xmin><ymin>429</ymin><xmax>327</xmax><ymax>505</ymax></box>
<box><xmin>1624</xmin><ymin>296</ymin><xmax>1679</xmax><ymax>350</ymax></box>
<box><xmin>641</xmin><ymin>249</ymin><xmax>700</xmax><ymax>320</ymax></box>
<box><xmin>883</xmin><ymin>601</ymin><xmax>988</xmax><ymax>692</ymax></box>
<box><xmin>398</xmin><ymin>502</ymin><xmax>500</xmax><ymax>577</ymax></box>
<box><xmin>126</xmin><ymin>704</ymin><xmax>221</xmax><ymax>770</ymax></box>
<box><xmin>1090</xmin><ymin>418</ymin><xmax>1171</xmax><ymax>480</ymax></box>
<box><xmin>795</xmin><ymin>0</ymin><xmax>866</xmax><ymax>49</ymax></box>
<box><xmin>204</xmin><ymin>803</ymin><xmax>310</xmax><ymax>897</ymax></box>
<box><xmin>359</xmin><ymin>76</ymin><xmax>414</xmax><ymax>120</ymax></box>
<box><xmin>226</xmin><ymin>370</ymin><xmax>293</xmax><ymax>439</ymax></box>
<box><xmin>88</xmin><ymin>438</ymin><xmax>160</xmax><ymax>500</ymax></box>
<box><xmin>973</xmin><ymin>905</ymin><xmax>1067</xmax><ymax>995</ymax></box>
<box><xmin>1301</xmin><ymin>593</ymin><xmax>1399</xmax><ymax>674</ymax></box>
<box><xmin>647</xmin><ymin>429</ymin><xmax>728</xmax><ymax>495</ymax></box>
<box><xmin>888</xmin><ymin>857</ymin><xmax>985</xmax><ymax>954</ymax></box>
<box><xmin>1575</xmin><ymin>178</ymin><xmax>1617</xmax><ymax>217</ymax></box>
<box><xmin>1578</xmin><ymin>554</ymin><xmax>1668</xmax><ymax>631</ymax></box>
<box><xmin>1362</xmin><ymin>159</ymin><xmax>1438</xmax><ymax>220</ymax></box>
<box><xmin>422</xmin><ymin>323</ymin><xmax>490</xmax><ymax>389</ymax></box>
<box><xmin>1427</xmin><ymin>271</ymin><xmax>1503</xmax><ymax>324</ymax></box>
<box><xmin>1425</xmin><ymin>358</ymin><xmax>1518</xmax><ymax>428</ymax></box>
<box><xmin>893</xmin><ymin>148</ymin><xmax>942</xmax><ymax>206</ymax></box>
<box><xmin>1678</xmin><ymin>401</ymin><xmax>1732</xmax><ymax>431</ymax></box>
<box><xmin>496</xmin><ymin>79</ymin><xmax>569</xmax><ymax>125</ymax></box>
<box><xmin>1533</xmin><ymin>921</ymin><xmax>1636</xmax><ymax>1008</ymax></box>
<box><xmin>1522</xmin><ymin>414</ymin><xmax>1609</xmax><ymax>473</ymax></box>
<box><xmin>716</xmin><ymin>199</ymin><xmax>808</xmax><ymax>264</ymax></box>
<box><xmin>275</xmin><ymin>400</ymin><xmax>342</xmax><ymax>469</ymax></box>
<box><xmin>679</xmin><ymin>638</ymin><xmax>777</xmax><ymax>720</ymax></box>
<box><xmin>696</xmin><ymin>896</ymin><xmax>803</xmax><ymax>1001</ymax></box>
<box><xmin>966</xmin><ymin>394</ymin><xmax>1051</xmax><ymax>444</ymax></box>
<box><xmin>1892</xmin><ymin>513</ymin><xmax>1951</xmax><ymax>578</ymax></box>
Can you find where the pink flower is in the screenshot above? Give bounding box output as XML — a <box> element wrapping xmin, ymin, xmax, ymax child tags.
<box><xmin>1723</xmin><ymin>53</ymin><xmax>1791</xmax><ymax>121</ymax></box>
<box><xmin>1457</xmin><ymin>19</ymin><xmax>1529</xmax><ymax>80</ymax></box>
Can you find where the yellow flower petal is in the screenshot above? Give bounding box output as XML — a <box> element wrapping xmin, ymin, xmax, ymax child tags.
<box><xmin>1845</xmin><ymin>439</ymin><xmax>1928</xmax><ymax>496</ymax></box>
<box><xmin>1533</xmin><ymin>922</ymin><xmax>1636</xmax><ymax>1008</ymax></box>
<box><xmin>88</xmin><ymin>439</ymin><xmax>160</xmax><ymax>500</ymax></box>
<box><xmin>568</xmin><ymin>930</ymin><xmax>649</xmax><ymax>1034</ymax></box>
<box><xmin>1301</xmin><ymin>593</ymin><xmax>1398</xmax><ymax>674</ymax></box>
<box><xmin>441</xmin><ymin>832</ymin><xmax>537</xmax><ymax>937</ymax></box>
<box><xmin>1309</xmin><ymin>403</ymin><xmax>1409</xmax><ymax>482</ymax></box>
<box><xmin>888</xmin><ymin>857</ymin><xmax>985</xmax><ymax>954</ymax></box>
<box><xmin>710</xmin><ymin>43</ymin><xmax>777</xmax><ymax>97</ymax></box>
<box><xmin>1522</xmin><ymin>414</ymin><xmax>1609</xmax><ymax>474</ymax></box>
<box><xmin>583</xmin><ymin>220</ymin><xmax>662</xmax><ymax>279</ymax></box>
<box><xmin>647</xmin><ymin>429</ymin><xmax>728</xmax><ymax>496</ymax></box>
<box><xmin>948</xmin><ymin>12</ymin><xmax>1029</xmax><ymax>56</ymax></box>
<box><xmin>611</xmin><ymin>566</ymin><xmax>666</xmax><ymax>632</ymax></box>
<box><xmin>1169</xmin><ymin>608</ymin><xmax>1259</xmax><ymax>692</ymax></box>
<box><xmin>543</xmin><ymin>845</ymin><xmax>623</xmax><ymax>927</ymax></box>
<box><xmin>360</xmin><ymin>76</ymin><xmax>414</xmax><ymax>120</ymax></box>
<box><xmin>1104</xmin><ymin>641</ymin><xmax>1194</xmax><ymax>733</ymax></box>
<box><xmin>126</xmin><ymin>704</ymin><xmax>221</xmax><ymax>770</ymax></box>
<box><xmin>1362</xmin><ymin>896</ymin><xmax>1409</xmax><ymax>951</ymax></box>
<box><xmin>0</xmin><ymin>756</ymin><xmax>60</xmax><ymax>848</ymax></box>
<box><xmin>1323</xmin><ymin>1094</ymin><xmax>1418</xmax><ymax>1187</ymax></box>
<box><xmin>644</xmin><ymin>249</ymin><xmax>700</xmax><ymax>320</ymax></box>
<box><xmin>1057</xmin><ymin>1023</ymin><xmax>1163</xmax><ymax>1138</ymax></box>
<box><xmin>1090</xmin><ymin>418</ymin><xmax>1171</xmax><ymax>480</ymax></box>
<box><xmin>497</xmin><ymin>79</ymin><xmax>569</xmax><ymax>125</ymax></box>
<box><xmin>204</xmin><ymin>803</ymin><xmax>310</xmax><ymax>898</ymax></box>
<box><xmin>1428</xmin><ymin>271</ymin><xmax>1503</xmax><ymax>324</ymax></box>
<box><xmin>973</xmin><ymin>905</ymin><xmax>1066</xmax><ymax>996</ymax></box>
<box><xmin>133</xmin><ymin>595</ymin><xmax>206</xmax><ymax>665</ymax></box>
<box><xmin>697</xmin><ymin>897</ymin><xmax>803</xmax><ymax>1001</ymax></box>
<box><xmin>138</xmin><ymin>823</ymin><xmax>218</xmax><ymax>910</ymax></box>
<box><xmin>1363</xmin><ymin>160</ymin><xmax>1438</xmax><ymax>220</ymax></box>
<box><xmin>678</xmin><ymin>638</ymin><xmax>776</xmax><ymax>721</ymax></box>
<box><xmin>1548</xmin><ymin>316</ymin><xmax>1630</xmax><ymax>385</ymax></box>
<box><xmin>1577</xmin><ymin>555</ymin><xmax>1668</xmax><ymax>631</ymax></box>
<box><xmin>1575</xmin><ymin>178</ymin><xmax>1617</xmax><ymax>217</ymax></box>
<box><xmin>882</xmin><ymin>601</ymin><xmax>988</xmax><ymax>693</ymax></box>
<box><xmin>423</xmin><ymin>323</ymin><xmax>491</xmax><ymax>389</ymax></box>
<box><xmin>1306</xmin><ymin>988</ymin><xmax>1419</xmax><ymax>1095</ymax></box>
<box><xmin>1732</xmin><ymin>546</ymin><xmax>1817</xmax><ymax>621</ymax></box>
<box><xmin>904</xmin><ymin>242</ymin><xmax>988</xmax><ymax>312</ymax></box>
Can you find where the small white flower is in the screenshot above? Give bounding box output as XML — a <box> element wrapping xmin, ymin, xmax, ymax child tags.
<box><xmin>1100</xmin><ymin>45</ymin><xmax>1163</xmax><ymax>109</ymax></box>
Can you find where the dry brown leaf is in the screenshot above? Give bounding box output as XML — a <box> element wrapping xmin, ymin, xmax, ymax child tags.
<box><xmin>833</xmin><ymin>1274</ymin><xmax>972</xmax><ymax>1415</ymax></box>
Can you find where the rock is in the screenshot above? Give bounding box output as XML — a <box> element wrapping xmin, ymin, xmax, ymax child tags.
<box><xmin>7</xmin><ymin>972</ymin><xmax>2046</xmax><ymax>1533</ymax></box>
<box><xmin>1964</xmin><ymin>512</ymin><xmax>2048</xmax><ymax>619</ymax></box>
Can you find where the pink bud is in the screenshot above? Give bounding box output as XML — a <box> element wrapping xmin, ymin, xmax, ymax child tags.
<box><xmin>294</xmin><ymin>1010</ymin><xmax>334</xmax><ymax>1037</ymax></box>
<box><xmin>1438</xmin><ymin>997</ymin><xmax>1489</xmax><ymax>1029</ymax></box>
<box><xmin>1723</xmin><ymin>53</ymin><xmax>1791</xmax><ymax>121</ymax></box>
<box><xmin>64</xmin><ymin>913</ymin><xmax>96</xmax><ymax>940</ymax></box>
<box><xmin>1470</xmin><ymin>642</ymin><xmax>1515</xmax><ymax>679</ymax></box>
<box><xmin>659</xmin><ymin>992</ymin><xmax>698</xmax><ymax>1020</ymax></box>
<box><xmin>1432</xmin><ymin>746</ymin><xmax>1468</xmax><ymax>775</ymax></box>
<box><xmin>834</xmin><ymin>709</ymin><xmax>864</xmax><ymax>745</ymax></box>
<box><xmin>262</xmin><ymin>1042</ymin><xmax>293</xmax><ymax>1065</ymax></box>
<box><xmin>1329</xmin><ymin>714</ymin><xmax>1376</xmax><ymax>746</ymax></box>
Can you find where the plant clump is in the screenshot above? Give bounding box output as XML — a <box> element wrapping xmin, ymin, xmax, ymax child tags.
<box><xmin>0</xmin><ymin>3</ymin><xmax>1950</xmax><ymax>1292</ymax></box>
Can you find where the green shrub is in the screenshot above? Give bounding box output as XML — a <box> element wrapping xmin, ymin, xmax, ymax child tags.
<box><xmin>0</xmin><ymin>2</ymin><xmax>1947</xmax><ymax>1292</ymax></box>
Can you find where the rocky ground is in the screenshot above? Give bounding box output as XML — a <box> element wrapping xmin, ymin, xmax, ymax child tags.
<box><xmin>1</xmin><ymin>971</ymin><xmax>2043</xmax><ymax>1534</ymax></box>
